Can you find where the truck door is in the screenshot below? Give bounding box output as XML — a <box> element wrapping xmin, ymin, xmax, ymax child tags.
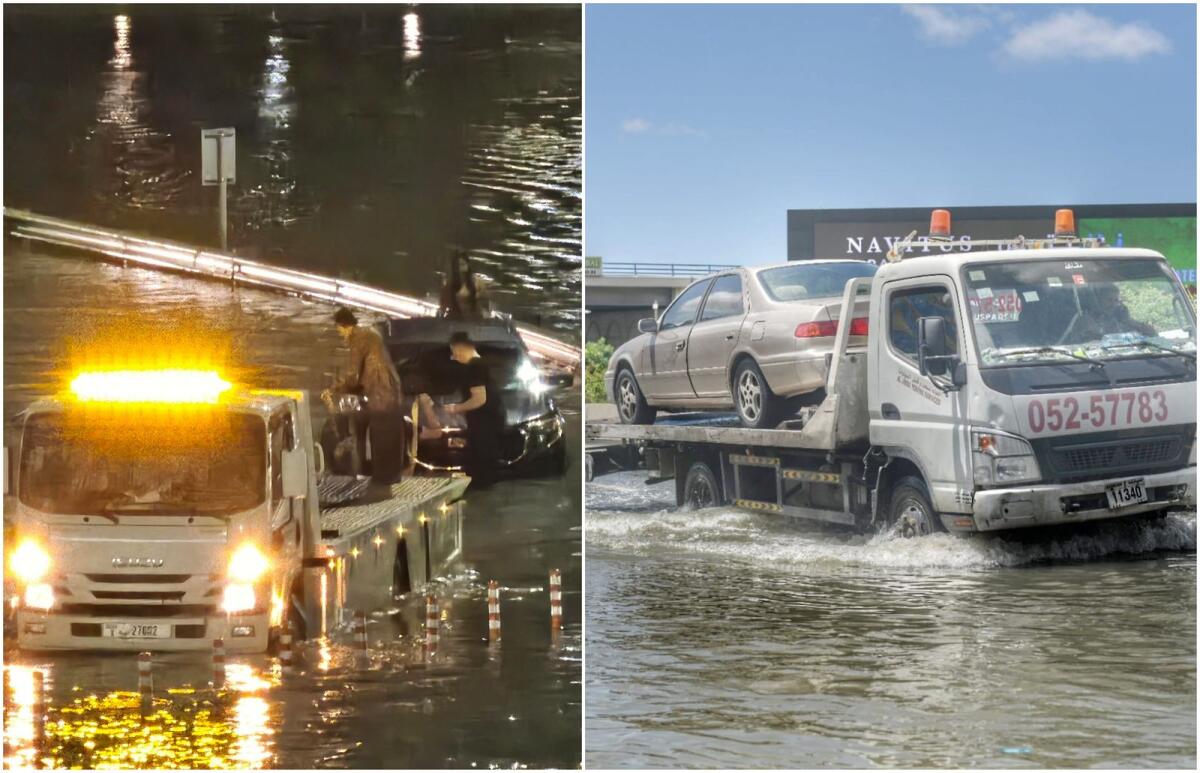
<box><xmin>873</xmin><ymin>277</ymin><xmax>972</xmax><ymax>512</ymax></box>
<box><xmin>687</xmin><ymin>273</ymin><xmax>746</xmax><ymax>398</ymax></box>
<box><xmin>643</xmin><ymin>278</ymin><xmax>711</xmax><ymax>400</ymax></box>
<box><xmin>269</xmin><ymin>408</ymin><xmax>303</xmax><ymax>559</ymax></box>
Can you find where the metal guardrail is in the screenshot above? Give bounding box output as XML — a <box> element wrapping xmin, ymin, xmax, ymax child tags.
<box><xmin>4</xmin><ymin>207</ymin><xmax>581</xmax><ymax>369</ymax></box>
<box><xmin>595</xmin><ymin>261</ymin><xmax>738</xmax><ymax>278</ymax></box>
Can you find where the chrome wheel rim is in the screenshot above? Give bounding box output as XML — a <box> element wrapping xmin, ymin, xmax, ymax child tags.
<box><xmin>737</xmin><ymin>370</ymin><xmax>763</xmax><ymax>423</ymax></box>
<box><xmin>617</xmin><ymin>375</ymin><xmax>638</xmax><ymax>420</ymax></box>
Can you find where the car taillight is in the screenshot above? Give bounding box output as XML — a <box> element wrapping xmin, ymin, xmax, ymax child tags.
<box><xmin>794</xmin><ymin>319</ymin><xmax>869</xmax><ymax>338</ymax></box>
<box><xmin>794</xmin><ymin>320</ymin><xmax>839</xmax><ymax>338</ymax></box>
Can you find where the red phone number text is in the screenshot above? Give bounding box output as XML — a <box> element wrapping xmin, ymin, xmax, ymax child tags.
<box><xmin>1027</xmin><ymin>390</ymin><xmax>1168</xmax><ymax>434</ymax></box>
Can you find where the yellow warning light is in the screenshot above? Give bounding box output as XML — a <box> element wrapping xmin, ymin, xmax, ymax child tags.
<box><xmin>70</xmin><ymin>369</ymin><xmax>232</xmax><ymax>404</ymax></box>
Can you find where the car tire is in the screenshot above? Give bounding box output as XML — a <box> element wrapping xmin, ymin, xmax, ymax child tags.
<box><xmin>680</xmin><ymin>460</ymin><xmax>722</xmax><ymax>509</ymax></box>
<box><xmin>614</xmin><ymin>367</ymin><xmax>656</xmax><ymax>425</ymax></box>
<box><xmin>733</xmin><ymin>359</ymin><xmax>788</xmax><ymax>429</ymax></box>
<box><xmin>888</xmin><ymin>475</ymin><xmax>944</xmax><ymax>538</ymax></box>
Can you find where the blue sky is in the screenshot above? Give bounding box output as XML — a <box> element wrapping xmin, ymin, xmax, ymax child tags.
<box><xmin>585</xmin><ymin>3</ymin><xmax>1197</xmax><ymax>265</ymax></box>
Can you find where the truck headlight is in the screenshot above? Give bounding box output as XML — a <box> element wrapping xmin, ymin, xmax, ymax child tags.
<box><xmin>228</xmin><ymin>543</ymin><xmax>269</xmax><ymax>583</ymax></box>
<box><xmin>222</xmin><ymin>584</ymin><xmax>257</xmax><ymax>614</ymax></box>
<box><xmin>973</xmin><ymin>431</ymin><xmax>1040</xmax><ymax>487</ymax></box>
<box><xmin>9</xmin><ymin>540</ymin><xmax>51</xmax><ymax>584</ymax></box>
<box><xmin>23</xmin><ymin>583</ymin><xmax>55</xmax><ymax>611</ymax></box>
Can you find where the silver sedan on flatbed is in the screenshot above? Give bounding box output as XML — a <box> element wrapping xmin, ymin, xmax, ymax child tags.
<box><xmin>604</xmin><ymin>260</ymin><xmax>878</xmax><ymax>428</ymax></box>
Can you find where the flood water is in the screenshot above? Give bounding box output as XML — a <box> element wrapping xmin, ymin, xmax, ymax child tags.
<box><xmin>586</xmin><ymin>470</ymin><xmax>1196</xmax><ymax>769</ymax></box>
<box><xmin>3</xmin><ymin>4</ymin><xmax>581</xmax><ymax>340</ymax></box>
<box><xmin>2</xmin><ymin>250</ymin><xmax>582</xmax><ymax>768</ymax></box>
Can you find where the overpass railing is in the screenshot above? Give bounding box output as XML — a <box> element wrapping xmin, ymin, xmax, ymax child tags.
<box><xmin>595</xmin><ymin>261</ymin><xmax>738</xmax><ymax>278</ymax></box>
<box><xmin>4</xmin><ymin>208</ymin><xmax>580</xmax><ymax>368</ymax></box>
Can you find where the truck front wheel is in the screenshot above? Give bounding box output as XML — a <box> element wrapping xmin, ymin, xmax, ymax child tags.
<box><xmin>888</xmin><ymin>476</ymin><xmax>943</xmax><ymax>538</ymax></box>
<box><xmin>680</xmin><ymin>460</ymin><xmax>721</xmax><ymax>510</ymax></box>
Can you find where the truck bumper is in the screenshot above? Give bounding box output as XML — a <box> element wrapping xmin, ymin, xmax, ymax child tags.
<box><xmin>961</xmin><ymin>466</ymin><xmax>1195</xmax><ymax>533</ymax></box>
<box><xmin>14</xmin><ymin>611</ymin><xmax>271</xmax><ymax>653</ymax></box>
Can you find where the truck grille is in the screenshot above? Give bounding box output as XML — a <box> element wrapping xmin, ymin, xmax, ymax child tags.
<box><xmin>60</xmin><ymin>603</ymin><xmax>216</xmax><ymax>618</ymax></box>
<box><xmin>91</xmin><ymin>590</ymin><xmax>186</xmax><ymax>602</ymax></box>
<box><xmin>1034</xmin><ymin>425</ymin><xmax>1194</xmax><ymax>483</ymax></box>
<box><xmin>84</xmin><ymin>574</ymin><xmax>192</xmax><ymax>584</ymax></box>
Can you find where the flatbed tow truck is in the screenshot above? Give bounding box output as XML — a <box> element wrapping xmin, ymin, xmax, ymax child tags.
<box><xmin>588</xmin><ymin>210</ymin><xmax>1197</xmax><ymax>536</ymax></box>
<box><xmin>5</xmin><ymin>370</ymin><xmax>466</xmax><ymax>652</ymax></box>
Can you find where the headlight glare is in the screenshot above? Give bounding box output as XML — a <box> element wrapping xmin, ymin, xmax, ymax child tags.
<box><xmin>23</xmin><ymin>583</ymin><xmax>55</xmax><ymax>611</ymax></box>
<box><xmin>222</xmin><ymin>583</ymin><xmax>257</xmax><ymax>614</ymax></box>
<box><xmin>228</xmin><ymin>543</ymin><xmax>269</xmax><ymax>583</ymax></box>
<box><xmin>10</xmin><ymin>540</ymin><xmax>51</xmax><ymax>584</ymax></box>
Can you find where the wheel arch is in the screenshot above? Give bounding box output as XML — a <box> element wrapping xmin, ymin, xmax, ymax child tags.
<box><xmin>874</xmin><ymin>452</ymin><xmax>927</xmax><ymax>525</ymax></box>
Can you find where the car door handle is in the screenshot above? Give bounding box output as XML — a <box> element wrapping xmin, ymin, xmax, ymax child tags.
<box><xmin>881</xmin><ymin>403</ymin><xmax>901</xmax><ymax>420</ymax></box>
<box><xmin>724</xmin><ymin>333</ymin><xmax>735</xmax><ymax>340</ymax></box>
<box><xmin>675</xmin><ymin>341</ymin><xmax>686</xmax><ymax>351</ymax></box>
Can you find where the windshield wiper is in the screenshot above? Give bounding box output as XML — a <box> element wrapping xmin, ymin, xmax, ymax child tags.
<box><xmin>990</xmin><ymin>346</ymin><xmax>1106</xmax><ymax>369</ymax></box>
<box><xmin>1098</xmin><ymin>340</ymin><xmax>1197</xmax><ymax>362</ymax></box>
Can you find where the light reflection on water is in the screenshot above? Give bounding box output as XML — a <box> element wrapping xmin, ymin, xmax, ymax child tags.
<box><xmin>4</xmin><ymin>5</ymin><xmax>581</xmax><ymax>341</ymax></box>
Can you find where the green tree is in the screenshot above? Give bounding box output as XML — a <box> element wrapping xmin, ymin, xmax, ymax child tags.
<box><xmin>585</xmin><ymin>338</ymin><xmax>614</xmax><ymax>403</ymax></box>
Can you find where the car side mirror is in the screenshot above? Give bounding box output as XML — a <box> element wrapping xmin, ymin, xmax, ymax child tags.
<box><xmin>282</xmin><ymin>448</ymin><xmax>308</xmax><ymax>498</ymax></box>
<box><xmin>918</xmin><ymin>316</ymin><xmax>950</xmax><ymax>377</ymax></box>
<box><xmin>638</xmin><ymin>318</ymin><xmax>658</xmax><ymax>334</ymax></box>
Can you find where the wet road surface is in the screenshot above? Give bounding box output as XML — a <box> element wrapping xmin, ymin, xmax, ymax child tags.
<box><xmin>3</xmin><ymin>250</ymin><xmax>581</xmax><ymax>768</ymax></box>
<box><xmin>586</xmin><ymin>470</ymin><xmax>1196</xmax><ymax>768</ymax></box>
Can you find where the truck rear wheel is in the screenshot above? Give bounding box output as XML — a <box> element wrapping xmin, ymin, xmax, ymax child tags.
<box><xmin>681</xmin><ymin>460</ymin><xmax>721</xmax><ymax>510</ymax></box>
<box><xmin>888</xmin><ymin>476</ymin><xmax>943</xmax><ymax>538</ymax></box>
<box><xmin>615</xmin><ymin>368</ymin><xmax>657</xmax><ymax>425</ymax></box>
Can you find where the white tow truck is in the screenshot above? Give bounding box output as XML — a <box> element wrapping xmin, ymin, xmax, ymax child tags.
<box><xmin>588</xmin><ymin>210</ymin><xmax>1197</xmax><ymax>535</ymax></box>
<box><xmin>5</xmin><ymin>370</ymin><xmax>467</xmax><ymax>652</ymax></box>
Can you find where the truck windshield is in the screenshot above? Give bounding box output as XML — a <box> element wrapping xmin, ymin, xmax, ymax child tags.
<box><xmin>757</xmin><ymin>262</ymin><xmax>877</xmax><ymax>302</ymax></box>
<box><xmin>19</xmin><ymin>411</ymin><xmax>267</xmax><ymax>516</ymax></box>
<box><xmin>963</xmin><ymin>258</ymin><xmax>1196</xmax><ymax>367</ymax></box>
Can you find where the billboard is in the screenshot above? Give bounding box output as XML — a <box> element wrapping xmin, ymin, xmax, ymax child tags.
<box><xmin>788</xmin><ymin>204</ymin><xmax>1197</xmax><ymax>284</ymax></box>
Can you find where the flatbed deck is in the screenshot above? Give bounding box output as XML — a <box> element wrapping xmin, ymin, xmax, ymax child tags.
<box><xmin>320</xmin><ymin>475</ymin><xmax>469</xmax><ymax>547</ymax></box>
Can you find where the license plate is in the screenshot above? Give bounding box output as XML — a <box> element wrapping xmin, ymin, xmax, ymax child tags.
<box><xmin>101</xmin><ymin>623</ymin><xmax>169</xmax><ymax>639</ymax></box>
<box><xmin>1105</xmin><ymin>478</ymin><xmax>1148</xmax><ymax>510</ymax></box>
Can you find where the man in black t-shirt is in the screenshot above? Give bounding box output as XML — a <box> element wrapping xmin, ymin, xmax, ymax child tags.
<box><xmin>442</xmin><ymin>331</ymin><xmax>503</xmax><ymax>485</ymax></box>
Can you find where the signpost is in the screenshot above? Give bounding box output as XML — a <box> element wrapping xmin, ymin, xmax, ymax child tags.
<box><xmin>201</xmin><ymin>128</ymin><xmax>236</xmax><ymax>250</ymax></box>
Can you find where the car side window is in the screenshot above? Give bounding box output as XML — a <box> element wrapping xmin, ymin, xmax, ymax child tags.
<box><xmin>888</xmin><ymin>285</ymin><xmax>958</xmax><ymax>362</ymax></box>
<box><xmin>699</xmin><ymin>275</ymin><xmax>743</xmax><ymax>322</ymax></box>
<box><xmin>660</xmin><ymin>279</ymin><xmax>711</xmax><ymax>331</ymax></box>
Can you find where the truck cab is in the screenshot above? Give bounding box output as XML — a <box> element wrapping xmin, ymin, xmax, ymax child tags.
<box><xmin>868</xmin><ymin>238</ymin><xmax>1196</xmax><ymax>532</ymax></box>
<box><xmin>7</xmin><ymin>373</ymin><xmax>321</xmax><ymax>652</ymax></box>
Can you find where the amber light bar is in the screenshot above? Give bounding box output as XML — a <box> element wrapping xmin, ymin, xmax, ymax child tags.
<box><xmin>5</xmin><ymin>209</ymin><xmax>581</xmax><ymax>369</ymax></box>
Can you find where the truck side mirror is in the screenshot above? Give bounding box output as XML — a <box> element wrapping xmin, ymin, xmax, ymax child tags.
<box><xmin>282</xmin><ymin>448</ymin><xmax>308</xmax><ymax>498</ymax></box>
<box><xmin>918</xmin><ymin>316</ymin><xmax>950</xmax><ymax>377</ymax></box>
<box><xmin>638</xmin><ymin>318</ymin><xmax>658</xmax><ymax>334</ymax></box>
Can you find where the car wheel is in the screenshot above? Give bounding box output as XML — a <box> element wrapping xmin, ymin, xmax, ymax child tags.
<box><xmin>733</xmin><ymin>359</ymin><xmax>786</xmax><ymax>429</ymax></box>
<box><xmin>888</xmin><ymin>476</ymin><xmax>944</xmax><ymax>538</ymax></box>
<box><xmin>680</xmin><ymin>460</ymin><xmax>721</xmax><ymax>509</ymax></box>
<box><xmin>615</xmin><ymin>367</ymin><xmax>657</xmax><ymax>424</ymax></box>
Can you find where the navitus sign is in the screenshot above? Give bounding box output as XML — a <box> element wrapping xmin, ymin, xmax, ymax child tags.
<box><xmin>787</xmin><ymin>204</ymin><xmax>1196</xmax><ymax>283</ymax></box>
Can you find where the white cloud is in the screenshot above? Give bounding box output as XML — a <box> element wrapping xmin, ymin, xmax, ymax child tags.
<box><xmin>621</xmin><ymin>118</ymin><xmax>707</xmax><ymax>138</ymax></box>
<box><xmin>902</xmin><ymin>5</ymin><xmax>991</xmax><ymax>45</ymax></box>
<box><xmin>1003</xmin><ymin>9</ymin><xmax>1170</xmax><ymax>62</ymax></box>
